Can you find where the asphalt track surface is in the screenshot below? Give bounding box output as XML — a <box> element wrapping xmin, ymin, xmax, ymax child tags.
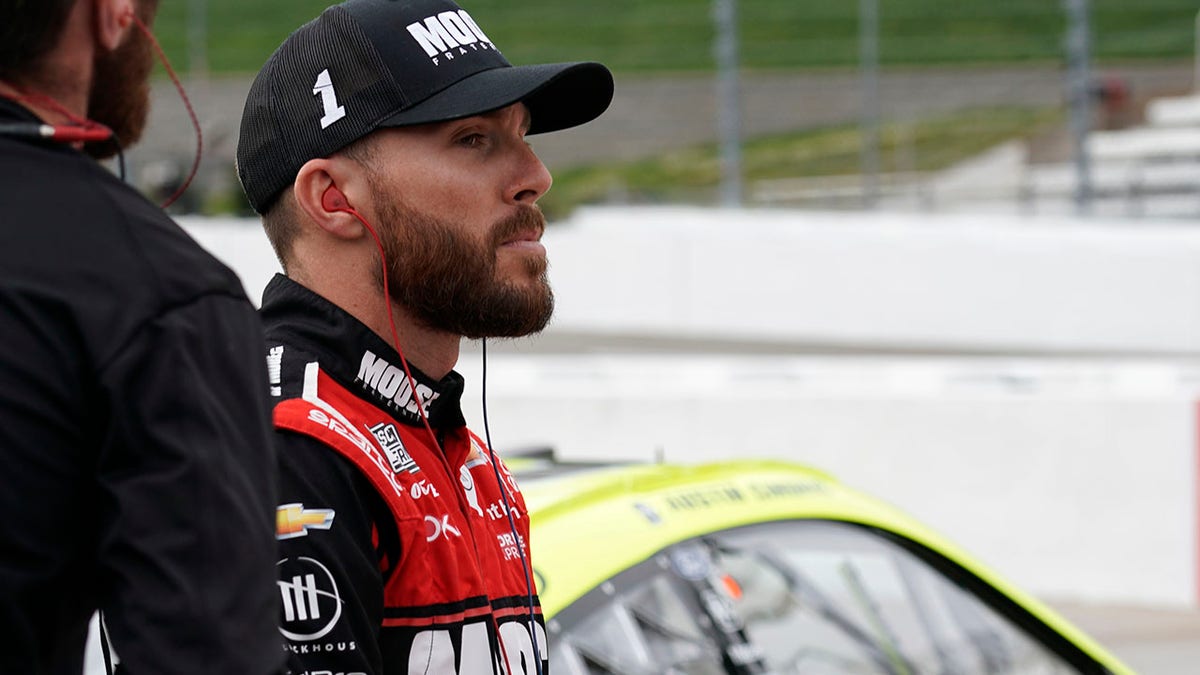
<box><xmin>130</xmin><ymin>64</ymin><xmax>1200</xmax><ymax>672</ymax></box>
<box><xmin>79</xmin><ymin>601</ymin><xmax>1199</xmax><ymax>673</ymax></box>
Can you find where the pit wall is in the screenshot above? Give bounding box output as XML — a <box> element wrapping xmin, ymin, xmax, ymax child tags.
<box><xmin>455</xmin><ymin>354</ymin><xmax>1199</xmax><ymax>608</ymax></box>
<box><xmin>183</xmin><ymin>206</ymin><xmax>1200</xmax><ymax>607</ymax></box>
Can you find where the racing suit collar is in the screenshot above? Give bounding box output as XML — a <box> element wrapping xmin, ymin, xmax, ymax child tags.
<box><xmin>261</xmin><ymin>273</ymin><xmax>467</xmax><ymax>430</ymax></box>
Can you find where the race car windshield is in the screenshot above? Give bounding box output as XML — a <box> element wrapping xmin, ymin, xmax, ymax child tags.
<box><xmin>549</xmin><ymin>520</ymin><xmax>1105</xmax><ymax>675</ymax></box>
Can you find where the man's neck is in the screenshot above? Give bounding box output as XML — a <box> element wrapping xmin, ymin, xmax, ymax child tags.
<box><xmin>288</xmin><ymin>266</ymin><xmax>462</xmax><ymax>380</ymax></box>
<box><xmin>0</xmin><ymin>76</ymin><xmax>88</xmax><ymax>126</ymax></box>
<box><xmin>367</xmin><ymin>303</ymin><xmax>462</xmax><ymax>381</ymax></box>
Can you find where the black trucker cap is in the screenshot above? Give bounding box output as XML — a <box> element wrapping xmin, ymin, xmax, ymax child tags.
<box><xmin>236</xmin><ymin>0</ymin><xmax>614</xmax><ymax>214</ymax></box>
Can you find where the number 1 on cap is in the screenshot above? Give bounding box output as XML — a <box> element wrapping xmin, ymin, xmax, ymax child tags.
<box><xmin>313</xmin><ymin>68</ymin><xmax>347</xmax><ymax>129</ymax></box>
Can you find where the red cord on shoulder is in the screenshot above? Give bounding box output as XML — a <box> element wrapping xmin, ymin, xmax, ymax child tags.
<box><xmin>131</xmin><ymin>14</ymin><xmax>201</xmax><ymax>210</ymax></box>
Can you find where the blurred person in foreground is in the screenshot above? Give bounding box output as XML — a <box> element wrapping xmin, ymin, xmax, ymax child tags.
<box><xmin>0</xmin><ymin>0</ymin><xmax>284</xmax><ymax>672</ymax></box>
<box><xmin>235</xmin><ymin>0</ymin><xmax>612</xmax><ymax>671</ymax></box>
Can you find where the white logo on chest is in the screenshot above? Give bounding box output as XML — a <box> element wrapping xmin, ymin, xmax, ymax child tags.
<box><xmin>459</xmin><ymin>465</ymin><xmax>484</xmax><ymax>517</ymax></box>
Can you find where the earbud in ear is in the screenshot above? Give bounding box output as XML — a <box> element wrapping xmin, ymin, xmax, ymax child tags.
<box><xmin>322</xmin><ymin>185</ymin><xmax>350</xmax><ymax>213</ymax></box>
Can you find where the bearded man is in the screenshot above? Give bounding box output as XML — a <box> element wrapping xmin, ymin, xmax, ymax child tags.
<box><xmin>235</xmin><ymin>0</ymin><xmax>612</xmax><ymax>672</ymax></box>
<box><xmin>0</xmin><ymin>1</ymin><xmax>283</xmax><ymax>673</ymax></box>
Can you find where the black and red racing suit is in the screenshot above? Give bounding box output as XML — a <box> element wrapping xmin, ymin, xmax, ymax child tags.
<box><xmin>262</xmin><ymin>274</ymin><xmax>547</xmax><ymax>675</ymax></box>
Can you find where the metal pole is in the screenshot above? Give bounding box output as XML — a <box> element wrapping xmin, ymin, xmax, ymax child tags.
<box><xmin>1194</xmin><ymin>9</ymin><xmax>1200</xmax><ymax>91</ymax></box>
<box><xmin>859</xmin><ymin>0</ymin><xmax>881</xmax><ymax>208</ymax></box>
<box><xmin>1064</xmin><ymin>0</ymin><xmax>1093</xmax><ymax>216</ymax></box>
<box><xmin>713</xmin><ymin>0</ymin><xmax>743</xmax><ymax>207</ymax></box>
<box><xmin>187</xmin><ymin>0</ymin><xmax>209</xmax><ymax>79</ymax></box>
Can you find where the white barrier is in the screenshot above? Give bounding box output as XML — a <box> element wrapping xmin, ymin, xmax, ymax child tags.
<box><xmin>181</xmin><ymin>207</ymin><xmax>1200</xmax><ymax>607</ymax></box>
<box><xmin>538</xmin><ymin>207</ymin><xmax>1200</xmax><ymax>356</ymax></box>
<box><xmin>456</xmin><ymin>354</ymin><xmax>1199</xmax><ymax>608</ymax></box>
<box><xmin>1146</xmin><ymin>94</ymin><xmax>1200</xmax><ymax>127</ymax></box>
<box><xmin>179</xmin><ymin>207</ymin><xmax>1200</xmax><ymax>357</ymax></box>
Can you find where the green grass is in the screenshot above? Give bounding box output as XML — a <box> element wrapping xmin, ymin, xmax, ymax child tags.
<box><xmin>537</xmin><ymin>106</ymin><xmax>1063</xmax><ymax>217</ymax></box>
<box><xmin>151</xmin><ymin>0</ymin><xmax>1200</xmax><ymax>75</ymax></box>
<box><xmin>203</xmin><ymin>104</ymin><xmax>1061</xmax><ymax>216</ymax></box>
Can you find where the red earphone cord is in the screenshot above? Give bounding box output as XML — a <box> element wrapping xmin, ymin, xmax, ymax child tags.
<box><xmin>325</xmin><ymin>189</ymin><xmax>537</xmax><ymax>675</ymax></box>
<box><xmin>323</xmin><ymin>190</ymin><xmax>443</xmax><ymax>450</ymax></box>
<box><xmin>0</xmin><ymin>89</ymin><xmax>112</xmax><ymax>142</ymax></box>
<box><xmin>130</xmin><ymin>13</ymin><xmax>202</xmax><ymax>210</ymax></box>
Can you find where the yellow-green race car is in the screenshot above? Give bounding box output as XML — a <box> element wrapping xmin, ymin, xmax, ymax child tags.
<box><xmin>513</xmin><ymin>455</ymin><xmax>1130</xmax><ymax>675</ymax></box>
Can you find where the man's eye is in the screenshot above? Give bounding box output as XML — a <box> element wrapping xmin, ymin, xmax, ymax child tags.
<box><xmin>458</xmin><ymin>133</ymin><xmax>486</xmax><ymax>148</ymax></box>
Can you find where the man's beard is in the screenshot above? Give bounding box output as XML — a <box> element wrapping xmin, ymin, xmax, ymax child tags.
<box><xmin>371</xmin><ymin>194</ymin><xmax>554</xmax><ymax>340</ymax></box>
<box><xmin>85</xmin><ymin>1</ymin><xmax>157</xmax><ymax>159</ymax></box>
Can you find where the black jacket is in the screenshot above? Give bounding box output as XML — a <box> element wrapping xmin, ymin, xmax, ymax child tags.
<box><xmin>0</xmin><ymin>99</ymin><xmax>285</xmax><ymax>674</ymax></box>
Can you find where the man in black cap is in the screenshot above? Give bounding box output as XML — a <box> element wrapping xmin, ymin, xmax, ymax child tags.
<box><xmin>236</xmin><ymin>0</ymin><xmax>612</xmax><ymax>672</ymax></box>
<box><xmin>0</xmin><ymin>0</ymin><xmax>283</xmax><ymax>673</ymax></box>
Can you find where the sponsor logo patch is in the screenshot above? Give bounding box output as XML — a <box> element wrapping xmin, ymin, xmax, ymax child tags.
<box><xmin>405</xmin><ymin>9</ymin><xmax>496</xmax><ymax>66</ymax></box>
<box><xmin>484</xmin><ymin>498</ymin><xmax>521</xmax><ymax>521</ymax></box>
<box><xmin>277</xmin><ymin>503</ymin><xmax>336</xmax><ymax>540</ymax></box>
<box><xmin>368</xmin><ymin>422</ymin><xmax>420</xmax><ymax>474</ymax></box>
<box><xmin>496</xmin><ymin>531</ymin><xmax>526</xmax><ymax>561</ymax></box>
<box><xmin>304</xmin><ymin>406</ymin><xmax>407</xmax><ymax>501</ymax></box>
<box><xmin>459</xmin><ymin>465</ymin><xmax>484</xmax><ymax>517</ymax></box>
<box><xmin>409</xmin><ymin>619</ymin><xmax>547</xmax><ymax>673</ymax></box>
<box><xmin>267</xmin><ymin>345</ymin><xmax>284</xmax><ymax>397</ymax></box>
<box><xmin>425</xmin><ymin>514</ymin><xmax>462</xmax><ymax>542</ymax></box>
<box><xmin>277</xmin><ymin>557</ymin><xmax>345</xmax><ymax>642</ymax></box>
<box><xmin>356</xmin><ymin>350</ymin><xmax>439</xmax><ymax>416</ymax></box>
<box><xmin>410</xmin><ymin>479</ymin><xmax>440</xmax><ymax>500</ymax></box>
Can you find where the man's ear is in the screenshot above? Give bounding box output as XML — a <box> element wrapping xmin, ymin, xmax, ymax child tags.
<box><xmin>293</xmin><ymin>158</ymin><xmax>369</xmax><ymax>241</ymax></box>
<box><xmin>93</xmin><ymin>0</ymin><xmax>136</xmax><ymax>52</ymax></box>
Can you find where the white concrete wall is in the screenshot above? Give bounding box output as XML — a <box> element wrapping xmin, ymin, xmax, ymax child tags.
<box><xmin>182</xmin><ymin>217</ymin><xmax>281</xmax><ymax>306</ymax></box>
<box><xmin>455</xmin><ymin>354</ymin><xmax>1199</xmax><ymax>607</ymax></box>
<box><xmin>540</xmin><ymin>207</ymin><xmax>1200</xmax><ymax>355</ymax></box>
<box><xmin>182</xmin><ymin>207</ymin><xmax>1200</xmax><ymax>356</ymax></box>
<box><xmin>180</xmin><ymin>207</ymin><xmax>1200</xmax><ymax>607</ymax></box>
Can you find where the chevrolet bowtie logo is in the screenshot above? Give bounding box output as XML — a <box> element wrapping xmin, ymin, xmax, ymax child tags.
<box><xmin>276</xmin><ymin>503</ymin><xmax>336</xmax><ymax>540</ymax></box>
